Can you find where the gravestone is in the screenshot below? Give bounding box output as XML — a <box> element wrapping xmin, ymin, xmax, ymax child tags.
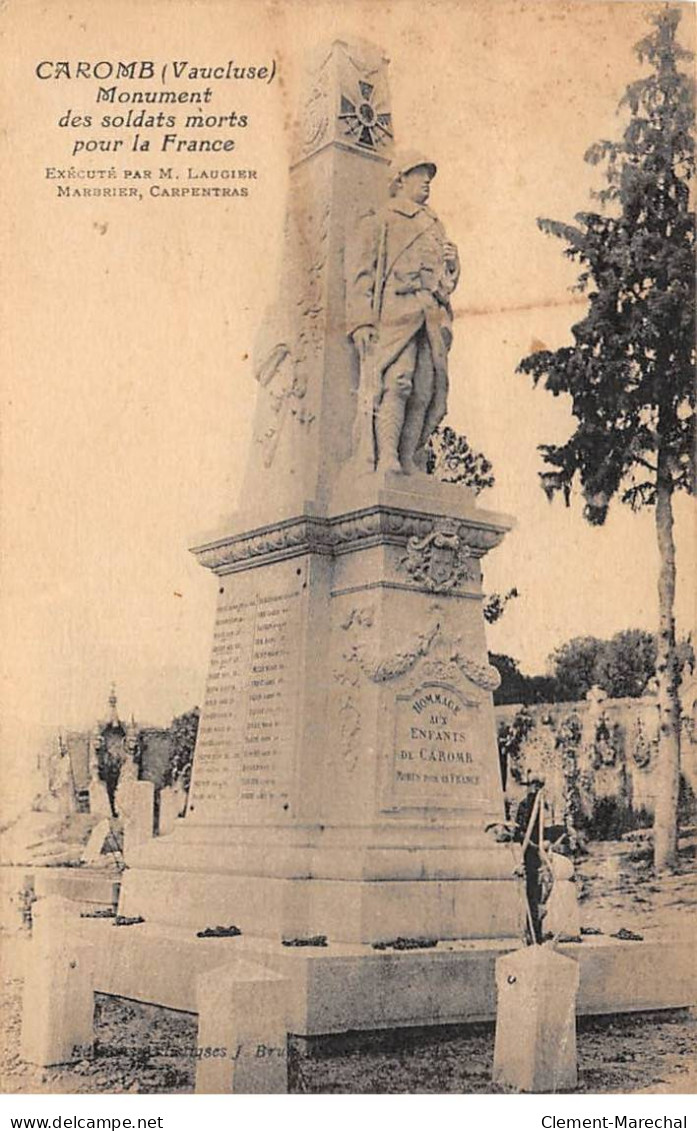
<box><xmin>120</xmin><ymin>780</ymin><xmax>155</xmax><ymax>863</ymax></box>
<box><xmin>158</xmin><ymin>782</ymin><xmax>186</xmax><ymax>836</ymax></box>
<box><xmin>82</xmin><ymin>818</ymin><xmax>113</xmax><ymax>866</ymax></box>
<box><xmin>120</xmin><ymin>38</ymin><xmax>523</xmax><ymax>945</ymax></box>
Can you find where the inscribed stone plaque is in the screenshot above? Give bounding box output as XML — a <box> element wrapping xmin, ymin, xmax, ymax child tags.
<box><xmin>390</xmin><ymin>682</ymin><xmax>485</xmax><ymax>809</ymax></box>
<box><xmin>187</xmin><ymin>561</ymin><xmax>304</xmax><ymax>823</ymax></box>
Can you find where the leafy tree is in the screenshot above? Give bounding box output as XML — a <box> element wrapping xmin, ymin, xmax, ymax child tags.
<box><xmin>556</xmin><ymin>714</ymin><xmax>586</xmax><ymax>854</ymax></box>
<box><xmin>549</xmin><ymin>629</ymin><xmax>657</xmax><ymax>700</ymax></box>
<box><xmin>491</xmin><ymin>653</ymin><xmax>560</xmax><ymax>706</ymax></box>
<box><xmin>427</xmin><ymin>425</ymin><xmax>520</xmax><ymax>634</ymax></box>
<box><xmin>426</xmin><ymin>424</ymin><xmax>495</xmax><ymax>493</ymax></box>
<box><xmin>167</xmin><ymin>707</ymin><xmax>200</xmax><ymax>795</ymax></box>
<box><xmin>550</xmin><ymin>636</ymin><xmax>606</xmax><ymax>702</ymax></box>
<box><xmin>522</xmin><ymin>674</ymin><xmax>561</xmax><ymax>705</ymax></box>
<box><xmin>494</xmin><ymin>628</ymin><xmax>686</xmax><ymax>706</ymax></box>
<box><xmin>96</xmin><ymin>724</ymin><xmax>130</xmax><ymax>818</ymax></box>
<box><xmin>518</xmin><ymin>9</ymin><xmax>695</xmax><ymax>868</ymax></box>
<box><xmin>594</xmin><ymin>628</ymin><xmax>657</xmax><ymax>698</ymax></box>
<box><xmin>497</xmin><ymin>708</ymin><xmax>535</xmax><ymax>787</ymax></box>
<box><xmin>483</xmin><ymin>588</ymin><xmax>519</xmax><ymax>625</ymax></box>
<box><xmin>490</xmin><ymin>653</ymin><xmax>528</xmax><ymax>705</ymax></box>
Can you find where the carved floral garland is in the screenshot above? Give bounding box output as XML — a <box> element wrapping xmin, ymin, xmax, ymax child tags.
<box><xmin>337</xmin><ymin>606</ymin><xmax>499</xmax><ymax>691</ymax></box>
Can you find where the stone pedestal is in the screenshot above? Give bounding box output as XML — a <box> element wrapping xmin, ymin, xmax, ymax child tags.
<box><xmin>21</xmin><ymin>940</ymin><xmax>96</xmax><ymax>1066</ymax></box>
<box><xmin>121</xmin><ymin>475</ymin><xmax>524</xmax><ymax>942</ymax></box>
<box><xmin>493</xmin><ymin>945</ymin><xmax>579</xmax><ymax>1092</ymax></box>
<box><xmin>21</xmin><ymin>898</ymin><xmax>96</xmax><ymax>1066</ymax></box>
<box><xmin>196</xmin><ymin>961</ymin><xmax>290</xmax><ymax>1093</ymax></box>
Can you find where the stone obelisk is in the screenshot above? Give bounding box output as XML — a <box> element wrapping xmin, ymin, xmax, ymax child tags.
<box><xmin>121</xmin><ymin>40</ymin><xmax>524</xmax><ymax>944</ymax></box>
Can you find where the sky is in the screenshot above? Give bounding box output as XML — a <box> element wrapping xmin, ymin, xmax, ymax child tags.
<box><xmin>1</xmin><ymin>0</ymin><xmax>695</xmax><ymax>781</ymax></box>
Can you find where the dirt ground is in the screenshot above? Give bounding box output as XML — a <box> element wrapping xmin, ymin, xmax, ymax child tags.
<box><xmin>2</xmin><ymin>836</ymin><xmax>695</xmax><ymax>1095</ymax></box>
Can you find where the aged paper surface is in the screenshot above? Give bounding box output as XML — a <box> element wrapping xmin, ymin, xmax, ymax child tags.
<box><xmin>1</xmin><ymin>0</ymin><xmax>695</xmax><ymax>1098</ymax></box>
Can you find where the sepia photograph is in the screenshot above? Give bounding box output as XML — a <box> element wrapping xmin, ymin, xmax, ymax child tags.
<box><xmin>0</xmin><ymin>0</ymin><xmax>695</xmax><ymax>1103</ymax></box>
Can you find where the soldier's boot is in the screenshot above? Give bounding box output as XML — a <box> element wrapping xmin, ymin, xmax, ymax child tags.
<box><xmin>376</xmin><ymin>391</ymin><xmax>406</xmax><ymax>474</ymax></box>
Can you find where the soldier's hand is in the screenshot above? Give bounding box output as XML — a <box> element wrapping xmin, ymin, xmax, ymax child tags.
<box><xmin>443</xmin><ymin>242</ymin><xmax>458</xmax><ymax>265</ymax></box>
<box><xmin>352</xmin><ymin>326</ymin><xmax>377</xmax><ymax>357</ymax></box>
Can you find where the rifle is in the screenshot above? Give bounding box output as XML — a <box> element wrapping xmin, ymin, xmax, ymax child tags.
<box><xmin>351</xmin><ymin>218</ymin><xmax>387</xmax><ymax>472</ymax></box>
<box><xmin>352</xmin><ymin>339</ymin><xmax>379</xmax><ymax>472</ymax></box>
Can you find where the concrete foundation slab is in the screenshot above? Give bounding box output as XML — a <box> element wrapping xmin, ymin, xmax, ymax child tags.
<box><xmin>42</xmin><ymin>921</ymin><xmax>697</xmax><ymax>1037</ymax></box>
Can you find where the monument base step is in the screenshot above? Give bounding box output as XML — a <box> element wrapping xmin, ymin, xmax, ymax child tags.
<box><xmin>33</xmin><ymin>868</ymin><xmax>120</xmax><ymax>912</ymax></box>
<box><xmin>130</xmin><ymin>827</ymin><xmax>521</xmax><ymax>882</ymax></box>
<box><xmin>41</xmin><ymin>920</ymin><xmax>697</xmax><ymax>1036</ymax></box>
<box><xmin>0</xmin><ymin>866</ymin><xmax>120</xmax><ymax>930</ymax></box>
<box><xmin>118</xmin><ymin>868</ymin><xmax>525</xmax><ymax>944</ymax></box>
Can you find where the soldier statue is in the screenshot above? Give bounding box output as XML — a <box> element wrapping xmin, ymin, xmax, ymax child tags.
<box><xmin>346</xmin><ymin>151</ymin><xmax>460</xmax><ymax>475</ymax></box>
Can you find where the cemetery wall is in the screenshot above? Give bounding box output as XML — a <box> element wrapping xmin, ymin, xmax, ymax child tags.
<box><xmin>496</xmin><ymin>682</ymin><xmax>697</xmax><ymax>836</ymax></box>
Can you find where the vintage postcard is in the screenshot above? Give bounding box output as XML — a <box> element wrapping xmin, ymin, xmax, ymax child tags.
<box><xmin>1</xmin><ymin>0</ymin><xmax>695</xmax><ymax>1101</ymax></box>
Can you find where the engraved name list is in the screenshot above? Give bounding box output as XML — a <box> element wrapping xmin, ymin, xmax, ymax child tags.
<box><xmin>188</xmin><ymin>572</ymin><xmax>302</xmax><ymax>820</ymax></box>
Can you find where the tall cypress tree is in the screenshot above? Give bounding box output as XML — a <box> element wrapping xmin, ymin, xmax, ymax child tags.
<box><xmin>518</xmin><ymin>8</ymin><xmax>695</xmax><ymax>869</ymax></box>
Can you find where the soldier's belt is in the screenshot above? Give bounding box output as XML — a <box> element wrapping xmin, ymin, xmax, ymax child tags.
<box><xmin>393</xmin><ymin>282</ymin><xmax>436</xmax><ymax>296</ymax></box>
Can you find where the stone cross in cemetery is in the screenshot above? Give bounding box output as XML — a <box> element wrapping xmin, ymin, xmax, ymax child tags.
<box><xmin>119</xmin><ymin>38</ymin><xmax>524</xmax><ymax>944</ymax></box>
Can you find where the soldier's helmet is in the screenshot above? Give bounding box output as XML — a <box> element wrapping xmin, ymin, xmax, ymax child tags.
<box><xmin>388</xmin><ymin>150</ymin><xmax>437</xmax><ymax>195</ymax></box>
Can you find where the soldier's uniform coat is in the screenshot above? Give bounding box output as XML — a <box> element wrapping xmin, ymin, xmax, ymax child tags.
<box><xmin>346</xmin><ymin>198</ymin><xmax>460</xmax><ymax>403</ymax></box>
